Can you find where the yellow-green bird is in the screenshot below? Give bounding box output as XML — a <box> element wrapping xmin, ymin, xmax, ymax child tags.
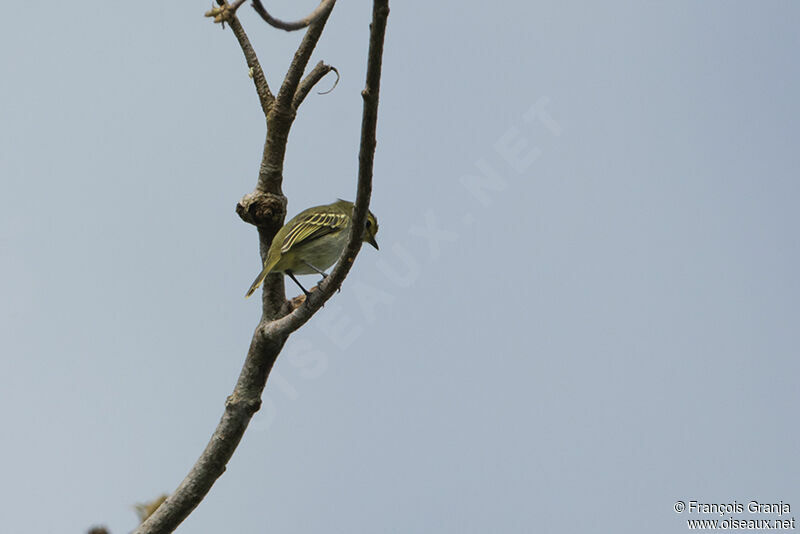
<box><xmin>245</xmin><ymin>199</ymin><xmax>379</xmax><ymax>298</ymax></box>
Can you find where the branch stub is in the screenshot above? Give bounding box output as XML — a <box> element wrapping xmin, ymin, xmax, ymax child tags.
<box><xmin>236</xmin><ymin>191</ymin><xmax>287</xmax><ymax>227</ymax></box>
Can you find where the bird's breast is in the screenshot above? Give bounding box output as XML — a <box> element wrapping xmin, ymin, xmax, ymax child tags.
<box><xmin>274</xmin><ymin>229</ymin><xmax>349</xmax><ymax>274</ymax></box>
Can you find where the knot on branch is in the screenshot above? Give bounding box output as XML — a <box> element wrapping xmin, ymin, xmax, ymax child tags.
<box><xmin>225</xmin><ymin>394</ymin><xmax>262</xmax><ymax>415</ymax></box>
<box><xmin>236</xmin><ymin>191</ymin><xmax>286</xmax><ymax>227</ymax></box>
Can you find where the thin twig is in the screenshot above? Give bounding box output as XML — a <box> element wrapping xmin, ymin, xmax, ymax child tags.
<box><xmin>206</xmin><ymin>0</ymin><xmax>274</xmax><ymax>113</ymax></box>
<box><xmin>251</xmin><ymin>0</ymin><xmax>336</xmax><ymax>32</ymax></box>
<box><xmin>293</xmin><ymin>61</ymin><xmax>339</xmax><ymax>109</ymax></box>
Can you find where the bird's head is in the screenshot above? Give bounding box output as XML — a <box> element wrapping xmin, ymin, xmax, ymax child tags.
<box><xmin>364</xmin><ymin>211</ymin><xmax>379</xmax><ymax>250</ymax></box>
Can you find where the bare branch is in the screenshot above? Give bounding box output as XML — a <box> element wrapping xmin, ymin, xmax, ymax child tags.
<box><xmin>251</xmin><ymin>0</ymin><xmax>335</xmax><ymax>32</ymax></box>
<box><xmin>293</xmin><ymin>61</ymin><xmax>339</xmax><ymax>109</ymax></box>
<box><xmin>205</xmin><ymin>0</ymin><xmax>275</xmax><ymax>113</ymax></box>
<box><xmin>132</xmin><ymin>324</ymin><xmax>287</xmax><ymax>534</ymax></box>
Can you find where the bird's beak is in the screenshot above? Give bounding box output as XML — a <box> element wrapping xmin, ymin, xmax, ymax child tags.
<box><xmin>367</xmin><ymin>235</ymin><xmax>379</xmax><ymax>250</ymax></box>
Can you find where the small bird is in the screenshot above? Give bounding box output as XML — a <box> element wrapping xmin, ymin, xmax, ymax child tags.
<box><xmin>245</xmin><ymin>199</ymin><xmax>379</xmax><ymax>298</ymax></box>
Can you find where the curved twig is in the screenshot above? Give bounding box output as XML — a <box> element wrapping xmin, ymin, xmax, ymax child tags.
<box><xmin>293</xmin><ymin>61</ymin><xmax>339</xmax><ymax>109</ymax></box>
<box><xmin>317</xmin><ymin>70</ymin><xmax>339</xmax><ymax>94</ymax></box>
<box><xmin>251</xmin><ymin>0</ymin><xmax>336</xmax><ymax>32</ymax></box>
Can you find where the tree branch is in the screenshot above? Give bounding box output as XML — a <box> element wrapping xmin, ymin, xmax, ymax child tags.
<box><xmin>255</xmin><ymin>0</ymin><xmax>336</xmax><ymax>193</ymax></box>
<box><xmin>293</xmin><ymin>61</ymin><xmax>339</xmax><ymax>109</ymax></box>
<box><xmin>133</xmin><ymin>322</ymin><xmax>287</xmax><ymax>534</ymax></box>
<box><xmin>251</xmin><ymin>0</ymin><xmax>336</xmax><ymax>32</ymax></box>
<box><xmin>205</xmin><ymin>0</ymin><xmax>274</xmax><ymax>113</ymax></box>
<box><xmin>132</xmin><ymin>2</ymin><xmax>389</xmax><ymax>532</ymax></box>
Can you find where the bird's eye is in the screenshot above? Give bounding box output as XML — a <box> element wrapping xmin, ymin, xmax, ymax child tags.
<box><xmin>366</xmin><ymin>220</ymin><xmax>372</xmax><ymax>228</ymax></box>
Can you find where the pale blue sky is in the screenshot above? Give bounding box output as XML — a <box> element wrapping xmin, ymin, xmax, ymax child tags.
<box><xmin>1</xmin><ymin>1</ymin><xmax>799</xmax><ymax>533</ymax></box>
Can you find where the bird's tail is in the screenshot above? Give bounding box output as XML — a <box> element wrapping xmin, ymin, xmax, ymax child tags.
<box><xmin>245</xmin><ymin>267</ymin><xmax>270</xmax><ymax>298</ymax></box>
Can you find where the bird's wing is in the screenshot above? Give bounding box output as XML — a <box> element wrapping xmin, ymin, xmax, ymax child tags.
<box><xmin>281</xmin><ymin>212</ymin><xmax>349</xmax><ymax>253</ymax></box>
